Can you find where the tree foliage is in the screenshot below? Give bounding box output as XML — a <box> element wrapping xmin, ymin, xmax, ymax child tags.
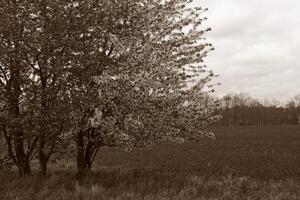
<box><xmin>0</xmin><ymin>0</ymin><xmax>219</xmax><ymax>178</ymax></box>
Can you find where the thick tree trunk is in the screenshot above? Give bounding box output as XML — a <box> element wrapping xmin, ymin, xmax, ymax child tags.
<box><xmin>14</xmin><ymin>131</ymin><xmax>32</xmax><ymax>177</ymax></box>
<box><xmin>76</xmin><ymin>158</ymin><xmax>93</xmax><ymax>181</ymax></box>
<box><xmin>3</xmin><ymin>127</ymin><xmax>32</xmax><ymax>177</ymax></box>
<box><xmin>76</xmin><ymin>130</ymin><xmax>97</xmax><ymax>181</ymax></box>
<box><xmin>18</xmin><ymin>160</ymin><xmax>31</xmax><ymax>176</ymax></box>
<box><xmin>76</xmin><ymin>130</ymin><xmax>87</xmax><ymax>180</ymax></box>
<box><xmin>38</xmin><ymin>135</ymin><xmax>48</xmax><ymax>176</ymax></box>
<box><xmin>39</xmin><ymin>158</ymin><xmax>47</xmax><ymax>177</ymax></box>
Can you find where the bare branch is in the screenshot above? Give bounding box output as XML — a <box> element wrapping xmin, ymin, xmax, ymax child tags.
<box><xmin>45</xmin><ymin>124</ymin><xmax>64</xmax><ymax>161</ymax></box>
<box><xmin>23</xmin><ymin>52</ymin><xmax>40</xmax><ymax>72</ymax></box>
<box><xmin>0</xmin><ymin>65</ymin><xmax>8</xmax><ymax>84</ymax></box>
<box><xmin>90</xmin><ymin>145</ymin><xmax>101</xmax><ymax>166</ymax></box>
<box><xmin>2</xmin><ymin>126</ymin><xmax>17</xmax><ymax>164</ymax></box>
<box><xmin>0</xmin><ymin>77</ymin><xmax>5</xmax><ymax>87</ymax></box>
<box><xmin>107</xmin><ymin>44</ymin><xmax>114</xmax><ymax>57</ymax></box>
<box><xmin>27</xmin><ymin>136</ymin><xmax>39</xmax><ymax>159</ymax></box>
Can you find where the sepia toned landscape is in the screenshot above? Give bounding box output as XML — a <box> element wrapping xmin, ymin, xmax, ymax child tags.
<box><xmin>0</xmin><ymin>0</ymin><xmax>300</xmax><ymax>199</ymax></box>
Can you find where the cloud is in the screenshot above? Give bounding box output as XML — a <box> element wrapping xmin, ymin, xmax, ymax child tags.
<box><xmin>195</xmin><ymin>0</ymin><xmax>300</xmax><ymax>102</ymax></box>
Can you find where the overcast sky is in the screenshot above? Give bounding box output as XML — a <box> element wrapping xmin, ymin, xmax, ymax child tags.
<box><xmin>196</xmin><ymin>0</ymin><xmax>300</xmax><ymax>102</ymax></box>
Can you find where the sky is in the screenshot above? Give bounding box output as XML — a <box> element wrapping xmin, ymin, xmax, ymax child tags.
<box><xmin>195</xmin><ymin>0</ymin><xmax>300</xmax><ymax>102</ymax></box>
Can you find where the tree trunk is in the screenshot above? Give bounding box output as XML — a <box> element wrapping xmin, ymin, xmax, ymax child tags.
<box><xmin>76</xmin><ymin>130</ymin><xmax>86</xmax><ymax>180</ymax></box>
<box><xmin>76</xmin><ymin>131</ymin><xmax>96</xmax><ymax>181</ymax></box>
<box><xmin>39</xmin><ymin>159</ymin><xmax>47</xmax><ymax>177</ymax></box>
<box><xmin>18</xmin><ymin>160</ymin><xmax>31</xmax><ymax>176</ymax></box>
<box><xmin>3</xmin><ymin>127</ymin><xmax>32</xmax><ymax>177</ymax></box>
<box><xmin>76</xmin><ymin>160</ymin><xmax>93</xmax><ymax>180</ymax></box>
<box><xmin>38</xmin><ymin>135</ymin><xmax>48</xmax><ymax>177</ymax></box>
<box><xmin>15</xmin><ymin>131</ymin><xmax>32</xmax><ymax>177</ymax></box>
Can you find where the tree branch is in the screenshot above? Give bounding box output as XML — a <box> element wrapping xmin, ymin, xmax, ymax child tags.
<box><xmin>2</xmin><ymin>126</ymin><xmax>17</xmax><ymax>164</ymax></box>
<box><xmin>23</xmin><ymin>52</ymin><xmax>40</xmax><ymax>72</ymax></box>
<box><xmin>90</xmin><ymin>145</ymin><xmax>100</xmax><ymax>166</ymax></box>
<box><xmin>27</xmin><ymin>136</ymin><xmax>39</xmax><ymax>159</ymax></box>
<box><xmin>107</xmin><ymin>44</ymin><xmax>114</xmax><ymax>57</ymax></box>
<box><xmin>0</xmin><ymin>65</ymin><xmax>8</xmax><ymax>84</ymax></box>
<box><xmin>45</xmin><ymin>123</ymin><xmax>63</xmax><ymax>161</ymax></box>
<box><xmin>0</xmin><ymin>77</ymin><xmax>5</xmax><ymax>87</ymax></box>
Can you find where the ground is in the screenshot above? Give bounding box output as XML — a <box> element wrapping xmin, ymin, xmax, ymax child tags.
<box><xmin>1</xmin><ymin>125</ymin><xmax>300</xmax><ymax>199</ymax></box>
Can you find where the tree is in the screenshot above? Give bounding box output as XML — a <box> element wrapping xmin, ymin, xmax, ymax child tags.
<box><xmin>286</xmin><ymin>94</ymin><xmax>300</xmax><ymax>124</ymax></box>
<box><xmin>62</xmin><ymin>0</ymin><xmax>218</xmax><ymax>179</ymax></box>
<box><xmin>216</xmin><ymin>93</ymin><xmax>300</xmax><ymax>126</ymax></box>
<box><xmin>0</xmin><ymin>0</ymin><xmax>38</xmax><ymax>176</ymax></box>
<box><xmin>0</xmin><ymin>0</ymin><xmax>219</xmax><ymax>179</ymax></box>
<box><xmin>0</xmin><ymin>0</ymin><xmax>87</xmax><ymax>176</ymax></box>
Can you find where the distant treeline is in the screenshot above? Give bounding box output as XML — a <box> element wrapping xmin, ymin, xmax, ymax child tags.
<box><xmin>213</xmin><ymin>93</ymin><xmax>300</xmax><ymax>126</ymax></box>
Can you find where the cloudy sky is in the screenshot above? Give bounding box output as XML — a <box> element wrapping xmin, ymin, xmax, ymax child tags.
<box><xmin>196</xmin><ymin>0</ymin><xmax>300</xmax><ymax>102</ymax></box>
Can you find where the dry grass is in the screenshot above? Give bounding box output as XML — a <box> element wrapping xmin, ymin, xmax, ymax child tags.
<box><xmin>1</xmin><ymin>125</ymin><xmax>300</xmax><ymax>199</ymax></box>
<box><xmin>1</xmin><ymin>171</ymin><xmax>300</xmax><ymax>200</ymax></box>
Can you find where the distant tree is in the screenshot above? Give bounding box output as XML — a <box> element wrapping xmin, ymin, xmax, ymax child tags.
<box><xmin>291</xmin><ymin>94</ymin><xmax>300</xmax><ymax>107</ymax></box>
<box><xmin>216</xmin><ymin>93</ymin><xmax>300</xmax><ymax>126</ymax></box>
<box><xmin>286</xmin><ymin>94</ymin><xmax>300</xmax><ymax>124</ymax></box>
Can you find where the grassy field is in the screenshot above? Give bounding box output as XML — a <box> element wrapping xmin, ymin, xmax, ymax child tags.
<box><xmin>1</xmin><ymin>125</ymin><xmax>300</xmax><ymax>199</ymax></box>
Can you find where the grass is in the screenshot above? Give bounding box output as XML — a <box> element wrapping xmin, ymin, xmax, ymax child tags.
<box><xmin>1</xmin><ymin>125</ymin><xmax>300</xmax><ymax>199</ymax></box>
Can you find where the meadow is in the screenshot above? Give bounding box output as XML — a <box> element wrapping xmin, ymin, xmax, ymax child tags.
<box><xmin>1</xmin><ymin>125</ymin><xmax>300</xmax><ymax>200</ymax></box>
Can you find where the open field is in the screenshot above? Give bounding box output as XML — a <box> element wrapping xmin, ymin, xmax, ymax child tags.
<box><xmin>1</xmin><ymin>125</ymin><xmax>300</xmax><ymax>199</ymax></box>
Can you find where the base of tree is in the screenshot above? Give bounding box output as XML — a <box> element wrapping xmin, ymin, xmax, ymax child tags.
<box><xmin>18</xmin><ymin>162</ymin><xmax>31</xmax><ymax>177</ymax></box>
